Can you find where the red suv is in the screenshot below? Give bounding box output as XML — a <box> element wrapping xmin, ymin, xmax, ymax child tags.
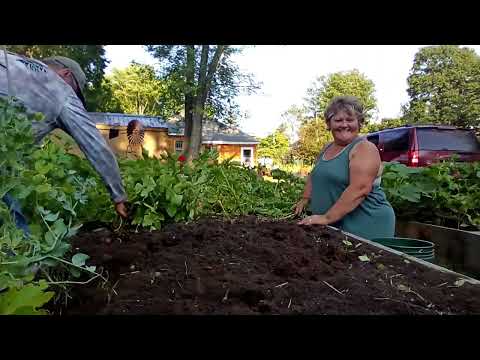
<box><xmin>366</xmin><ymin>125</ymin><xmax>480</xmax><ymax>167</ymax></box>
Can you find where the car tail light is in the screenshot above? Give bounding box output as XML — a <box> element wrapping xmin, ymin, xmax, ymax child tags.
<box><xmin>408</xmin><ymin>149</ymin><xmax>419</xmax><ymax>167</ymax></box>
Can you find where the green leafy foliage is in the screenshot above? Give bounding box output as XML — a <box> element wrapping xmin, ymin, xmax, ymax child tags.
<box><xmin>106</xmin><ymin>63</ymin><xmax>183</xmax><ymax>118</ymax></box>
<box><xmin>202</xmin><ymin>159</ymin><xmax>305</xmax><ymax>218</ymax></box>
<box><xmin>257</xmin><ymin>128</ymin><xmax>290</xmax><ymax>165</ymax></box>
<box><xmin>382</xmin><ymin>160</ymin><xmax>480</xmax><ymax>229</ymax></box>
<box><xmin>0</xmin><ymin>280</ymin><xmax>54</xmax><ymax>315</ymax></box>
<box><xmin>146</xmin><ymin>45</ymin><xmax>259</xmax><ymax>127</ymax></box>
<box><xmin>0</xmin><ymin>98</ymin><xmax>104</xmax><ymax>314</ymax></box>
<box><xmin>292</xmin><ymin>117</ymin><xmax>333</xmax><ymax>164</ymax></box>
<box><xmin>305</xmin><ymin>69</ymin><xmax>378</xmax><ymax>121</ymax></box>
<box><xmin>102</xmin><ymin>150</ymin><xmax>306</xmax><ymax>230</ymax></box>
<box><xmin>403</xmin><ymin>45</ymin><xmax>480</xmax><ymax>128</ymax></box>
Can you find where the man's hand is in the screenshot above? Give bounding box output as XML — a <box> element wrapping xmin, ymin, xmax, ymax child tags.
<box><xmin>115</xmin><ymin>201</ymin><xmax>128</xmax><ymax>219</ymax></box>
<box><xmin>298</xmin><ymin>214</ymin><xmax>329</xmax><ymax>226</ymax></box>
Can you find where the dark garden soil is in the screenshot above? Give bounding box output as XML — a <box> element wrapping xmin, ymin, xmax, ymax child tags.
<box><xmin>53</xmin><ymin>216</ymin><xmax>480</xmax><ymax>315</ymax></box>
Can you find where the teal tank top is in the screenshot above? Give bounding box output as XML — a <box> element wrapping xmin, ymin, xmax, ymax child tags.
<box><xmin>309</xmin><ymin>137</ymin><xmax>395</xmax><ymax>240</ymax></box>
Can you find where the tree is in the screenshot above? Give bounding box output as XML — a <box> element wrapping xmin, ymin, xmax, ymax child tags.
<box><xmin>257</xmin><ymin>128</ymin><xmax>290</xmax><ymax>165</ymax></box>
<box><xmin>106</xmin><ymin>63</ymin><xmax>182</xmax><ymax>118</ymax></box>
<box><xmin>292</xmin><ymin>116</ymin><xmax>333</xmax><ymax>165</ymax></box>
<box><xmin>7</xmin><ymin>45</ymin><xmax>109</xmax><ymax>111</ymax></box>
<box><xmin>277</xmin><ymin>104</ymin><xmax>332</xmax><ymax>164</ymax></box>
<box><xmin>403</xmin><ymin>45</ymin><xmax>480</xmax><ymax>128</ymax></box>
<box><xmin>279</xmin><ymin>105</ymin><xmax>307</xmax><ymax>144</ymax></box>
<box><xmin>146</xmin><ymin>45</ymin><xmax>259</xmax><ymax>160</ymax></box>
<box><xmin>285</xmin><ymin>70</ymin><xmax>377</xmax><ymax>164</ymax></box>
<box><xmin>305</xmin><ymin>69</ymin><xmax>377</xmax><ymax>121</ymax></box>
<box><xmin>91</xmin><ymin>77</ymin><xmax>123</xmax><ymax>114</ymax></box>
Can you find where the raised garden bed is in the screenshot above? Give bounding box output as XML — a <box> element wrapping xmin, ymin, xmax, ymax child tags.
<box><xmin>396</xmin><ymin>220</ymin><xmax>480</xmax><ymax>279</ymax></box>
<box><xmin>52</xmin><ymin>217</ymin><xmax>480</xmax><ymax>315</ymax></box>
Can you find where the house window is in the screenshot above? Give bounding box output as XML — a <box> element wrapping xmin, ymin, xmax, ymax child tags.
<box><xmin>109</xmin><ymin>129</ymin><xmax>119</xmax><ymax>139</ymax></box>
<box><xmin>241</xmin><ymin>146</ymin><xmax>254</xmax><ymax>167</ymax></box>
<box><xmin>175</xmin><ymin>140</ymin><xmax>183</xmax><ymax>153</ymax></box>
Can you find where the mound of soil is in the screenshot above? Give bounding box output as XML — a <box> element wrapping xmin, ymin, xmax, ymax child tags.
<box><xmin>54</xmin><ymin>216</ymin><xmax>480</xmax><ymax>315</ymax></box>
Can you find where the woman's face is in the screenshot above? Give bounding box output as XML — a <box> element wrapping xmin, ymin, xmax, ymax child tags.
<box><xmin>328</xmin><ymin>110</ymin><xmax>360</xmax><ymax>145</ymax></box>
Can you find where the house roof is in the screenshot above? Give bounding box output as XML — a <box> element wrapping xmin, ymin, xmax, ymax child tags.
<box><xmin>89</xmin><ymin>112</ymin><xmax>169</xmax><ymax>129</ymax></box>
<box><xmin>168</xmin><ymin>121</ymin><xmax>259</xmax><ymax>144</ymax></box>
<box><xmin>90</xmin><ymin>112</ymin><xmax>259</xmax><ymax>145</ymax></box>
<box><xmin>202</xmin><ymin>131</ymin><xmax>259</xmax><ymax>144</ymax></box>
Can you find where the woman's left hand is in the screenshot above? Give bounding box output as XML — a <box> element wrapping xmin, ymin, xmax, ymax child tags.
<box><xmin>298</xmin><ymin>215</ymin><xmax>329</xmax><ymax>226</ymax></box>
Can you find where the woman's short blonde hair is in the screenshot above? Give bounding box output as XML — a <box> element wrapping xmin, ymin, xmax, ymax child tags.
<box><xmin>324</xmin><ymin>96</ymin><xmax>365</xmax><ymax>127</ymax></box>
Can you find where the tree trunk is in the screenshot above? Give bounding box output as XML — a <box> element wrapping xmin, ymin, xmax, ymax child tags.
<box><xmin>188</xmin><ymin>45</ymin><xmax>226</xmax><ymax>161</ymax></box>
<box><xmin>183</xmin><ymin>45</ymin><xmax>195</xmax><ymax>158</ymax></box>
<box><xmin>188</xmin><ymin>45</ymin><xmax>209</xmax><ymax>161</ymax></box>
<box><xmin>202</xmin><ymin>45</ymin><xmax>225</xmax><ymax>105</ymax></box>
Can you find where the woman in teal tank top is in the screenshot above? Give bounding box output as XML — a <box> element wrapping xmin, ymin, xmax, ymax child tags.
<box><xmin>295</xmin><ymin>96</ymin><xmax>395</xmax><ymax>240</ymax></box>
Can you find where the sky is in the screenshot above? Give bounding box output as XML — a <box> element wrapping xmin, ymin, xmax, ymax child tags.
<box><xmin>104</xmin><ymin>45</ymin><xmax>480</xmax><ymax>138</ymax></box>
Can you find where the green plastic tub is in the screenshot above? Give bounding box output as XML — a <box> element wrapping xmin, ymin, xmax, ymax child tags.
<box><xmin>371</xmin><ymin>237</ymin><xmax>435</xmax><ymax>263</ymax></box>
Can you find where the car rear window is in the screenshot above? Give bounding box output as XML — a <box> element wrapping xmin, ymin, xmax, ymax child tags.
<box><xmin>417</xmin><ymin>128</ymin><xmax>480</xmax><ymax>152</ymax></box>
<box><xmin>381</xmin><ymin>129</ymin><xmax>410</xmax><ymax>152</ymax></box>
<box><xmin>367</xmin><ymin>134</ymin><xmax>379</xmax><ymax>146</ymax></box>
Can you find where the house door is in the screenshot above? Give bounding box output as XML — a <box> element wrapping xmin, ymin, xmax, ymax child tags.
<box><xmin>241</xmin><ymin>147</ymin><xmax>254</xmax><ymax>167</ymax></box>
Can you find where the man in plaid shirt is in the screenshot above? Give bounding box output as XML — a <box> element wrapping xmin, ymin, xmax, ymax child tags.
<box><xmin>1</xmin><ymin>52</ymin><xmax>128</xmax><ymax>234</ymax></box>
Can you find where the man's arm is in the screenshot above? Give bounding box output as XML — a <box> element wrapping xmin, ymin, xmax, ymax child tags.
<box><xmin>56</xmin><ymin>92</ymin><xmax>127</xmax><ymax>205</ymax></box>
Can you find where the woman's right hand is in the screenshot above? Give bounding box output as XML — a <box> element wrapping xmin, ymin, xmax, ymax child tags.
<box><xmin>293</xmin><ymin>198</ymin><xmax>309</xmax><ymax>216</ymax></box>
